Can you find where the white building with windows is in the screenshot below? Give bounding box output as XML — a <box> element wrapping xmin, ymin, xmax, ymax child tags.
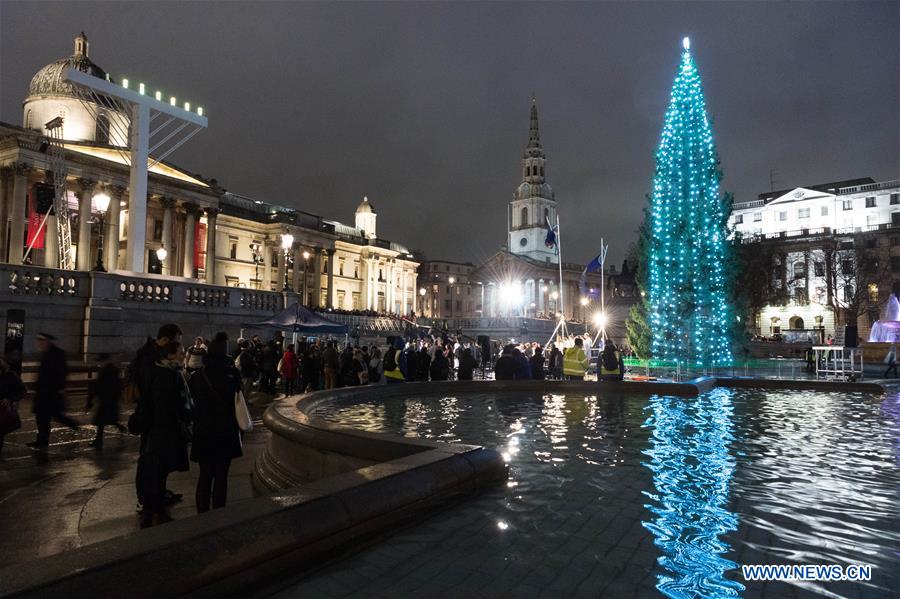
<box><xmin>730</xmin><ymin>178</ymin><xmax>900</xmax><ymax>340</ymax></box>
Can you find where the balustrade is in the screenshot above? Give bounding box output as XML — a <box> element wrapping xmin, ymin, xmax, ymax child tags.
<box><xmin>119</xmin><ymin>280</ymin><xmax>172</xmax><ymax>303</ymax></box>
<box><xmin>6</xmin><ymin>268</ymin><xmax>80</xmax><ymax>296</ymax></box>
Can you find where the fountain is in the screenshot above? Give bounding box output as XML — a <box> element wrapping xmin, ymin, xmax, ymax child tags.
<box><xmin>868</xmin><ymin>282</ymin><xmax>900</xmax><ymax>342</ymax></box>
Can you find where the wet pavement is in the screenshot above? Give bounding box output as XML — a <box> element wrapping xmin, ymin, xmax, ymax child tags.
<box><xmin>0</xmin><ymin>393</ymin><xmax>271</xmax><ymax>565</ymax></box>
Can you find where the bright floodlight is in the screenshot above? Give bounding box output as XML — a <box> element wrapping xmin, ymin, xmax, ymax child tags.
<box><xmin>281</xmin><ymin>234</ymin><xmax>294</xmax><ymax>250</ymax></box>
<box><xmin>683</xmin><ymin>36</ymin><xmax>690</xmax><ymax>50</ymax></box>
<box><xmin>419</xmin><ymin>287</ymin><xmax>426</xmax><ymax>296</ymax></box>
<box><xmin>156</xmin><ymin>247</ymin><xmax>167</xmax><ymax>261</ymax></box>
<box><xmin>92</xmin><ymin>192</ymin><xmax>111</xmax><ymax>214</ymax></box>
<box><xmin>449</xmin><ymin>277</ymin><xmax>456</xmax><ymax>285</ymax></box>
<box><xmin>593</xmin><ymin>311</ymin><xmax>607</xmax><ymax>329</ymax></box>
<box><xmin>579</xmin><ymin>297</ymin><xmax>589</xmax><ymax>306</ymax></box>
<box><xmin>302</xmin><ymin>250</ymin><xmax>311</xmax><ymax>260</ymax></box>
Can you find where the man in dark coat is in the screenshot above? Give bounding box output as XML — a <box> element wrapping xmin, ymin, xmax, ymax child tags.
<box><xmin>28</xmin><ymin>333</ymin><xmax>79</xmax><ymax>447</ymax></box>
<box><xmin>457</xmin><ymin>347</ymin><xmax>477</xmax><ymax>380</ymax></box>
<box><xmin>141</xmin><ymin>340</ymin><xmax>192</xmax><ymax>528</ymax></box>
<box><xmin>188</xmin><ymin>336</ymin><xmax>242</xmax><ymax>513</ymax></box>
<box><xmin>529</xmin><ymin>345</ymin><xmax>546</xmax><ymax>380</ymax></box>
<box><xmin>131</xmin><ymin>324</ymin><xmax>183</xmax><ymax>514</ymax></box>
<box><xmin>494</xmin><ymin>345</ymin><xmax>517</xmax><ymax>381</ymax></box>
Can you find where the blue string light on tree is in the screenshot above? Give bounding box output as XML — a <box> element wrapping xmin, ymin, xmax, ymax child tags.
<box><xmin>647</xmin><ymin>37</ymin><xmax>733</xmax><ymax>366</ymax></box>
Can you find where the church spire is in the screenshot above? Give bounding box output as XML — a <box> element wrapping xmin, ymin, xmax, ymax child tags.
<box><xmin>527</xmin><ymin>95</ymin><xmax>541</xmax><ymax>149</ymax></box>
<box><xmin>74</xmin><ymin>32</ymin><xmax>89</xmax><ymax>57</ymax></box>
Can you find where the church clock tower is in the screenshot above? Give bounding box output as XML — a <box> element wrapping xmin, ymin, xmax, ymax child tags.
<box><xmin>508</xmin><ymin>98</ymin><xmax>558</xmax><ymax>263</ymax></box>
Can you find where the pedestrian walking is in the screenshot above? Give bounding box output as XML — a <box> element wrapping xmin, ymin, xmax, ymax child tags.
<box><xmin>87</xmin><ymin>353</ymin><xmax>126</xmax><ymax>448</ymax></box>
<box><xmin>188</xmin><ymin>335</ymin><xmax>242</xmax><ymax>513</ymax></box>
<box><xmin>27</xmin><ymin>333</ymin><xmax>79</xmax><ymax>448</ymax></box>
<box><xmin>0</xmin><ymin>357</ymin><xmax>26</xmax><ymax>455</ymax></box>
<box><xmin>235</xmin><ymin>340</ymin><xmax>259</xmax><ymax>398</ymax></box>
<box><xmin>140</xmin><ymin>340</ymin><xmax>192</xmax><ymax>528</ymax></box>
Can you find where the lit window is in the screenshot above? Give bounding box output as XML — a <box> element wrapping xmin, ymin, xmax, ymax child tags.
<box><xmin>865</xmin><ymin>197</ymin><xmax>876</xmax><ymax>208</ymax></box>
<box><xmin>798</xmin><ymin>208</ymin><xmax>810</xmax><ymax>219</ymax></box>
<box><xmin>734</xmin><ymin>214</ymin><xmax>743</xmax><ymax>224</ymax></box>
<box><xmin>843</xmin><ymin>199</ymin><xmax>852</xmax><ymax>210</ymax></box>
<box><xmin>891</xmin><ymin>193</ymin><xmax>899</xmax><ymax>205</ymax></box>
<box><xmin>753</xmin><ymin>212</ymin><xmax>762</xmax><ymax>222</ymax></box>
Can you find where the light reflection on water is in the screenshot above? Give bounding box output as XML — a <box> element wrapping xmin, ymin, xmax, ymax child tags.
<box><xmin>642</xmin><ymin>389</ymin><xmax>744</xmax><ymax>598</ymax></box>
<box><xmin>308</xmin><ymin>389</ymin><xmax>900</xmax><ymax>597</ymax></box>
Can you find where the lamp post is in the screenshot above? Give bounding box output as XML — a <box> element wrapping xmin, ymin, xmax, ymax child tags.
<box><xmin>155</xmin><ymin>247</ymin><xmax>167</xmax><ymax>275</ymax></box>
<box><xmin>302</xmin><ymin>250</ymin><xmax>310</xmax><ymax>305</ymax></box>
<box><xmin>281</xmin><ymin>233</ymin><xmax>294</xmax><ymax>291</ymax></box>
<box><xmin>448</xmin><ymin>276</ymin><xmax>456</xmax><ymax>319</ymax></box>
<box><xmin>92</xmin><ymin>192</ymin><xmax>111</xmax><ymax>272</ymax></box>
<box><xmin>249</xmin><ymin>242</ymin><xmax>262</xmax><ymax>289</ymax></box>
<box><xmin>419</xmin><ymin>287</ymin><xmax>426</xmax><ymax>316</ymax></box>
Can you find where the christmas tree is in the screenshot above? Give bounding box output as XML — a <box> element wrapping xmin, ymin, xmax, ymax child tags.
<box><xmin>648</xmin><ymin>38</ymin><xmax>733</xmax><ymax>366</ymax></box>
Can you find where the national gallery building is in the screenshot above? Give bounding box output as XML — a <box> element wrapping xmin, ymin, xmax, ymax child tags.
<box><xmin>0</xmin><ymin>33</ymin><xmax>419</xmax><ymax>316</ymax></box>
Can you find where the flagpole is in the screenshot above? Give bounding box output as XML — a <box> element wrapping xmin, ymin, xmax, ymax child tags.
<box><xmin>600</xmin><ymin>236</ymin><xmax>605</xmax><ymax>343</ymax></box>
<box><xmin>556</xmin><ymin>214</ymin><xmax>566</xmax><ymax>338</ymax></box>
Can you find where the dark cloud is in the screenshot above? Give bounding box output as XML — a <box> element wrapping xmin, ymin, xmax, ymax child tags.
<box><xmin>2</xmin><ymin>1</ymin><xmax>897</xmax><ymax>266</ymax></box>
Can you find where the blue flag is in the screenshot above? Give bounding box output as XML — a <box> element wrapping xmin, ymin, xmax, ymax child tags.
<box><xmin>544</xmin><ymin>217</ymin><xmax>557</xmax><ymax>249</ymax></box>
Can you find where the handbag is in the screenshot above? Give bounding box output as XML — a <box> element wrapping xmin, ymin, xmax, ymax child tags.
<box><xmin>235</xmin><ymin>390</ymin><xmax>253</xmax><ymax>432</ymax></box>
<box><xmin>0</xmin><ymin>402</ymin><xmax>22</xmax><ymax>435</ymax></box>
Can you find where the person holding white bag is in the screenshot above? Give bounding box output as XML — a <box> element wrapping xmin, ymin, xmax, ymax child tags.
<box><xmin>188</xmin><ymin>332</ymin><xmax>247</xmax><ymax>513</ymax></box>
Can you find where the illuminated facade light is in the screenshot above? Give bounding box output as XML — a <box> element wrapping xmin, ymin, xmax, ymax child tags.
<box><xmin>121</xmin><ymin>78</ymin><xmax>129</xmax><ymax>89</ymax></box>
<box><xmin>170</xmin><ymin>96</ymin><xmax>177</xmax><ymax>106</ymax></box>
<box><xmin>184</xmin><ymin>102</ymin><xmax>191</xmax><ymax>111</ymax></box>
<box><xmin>155</xmin><ymin>91</ymin><xmax>162</xmax><ymax>101</ymax></box>
<box><xmin>197</xmin><ymin>106</ymin><xmax>204</xmax><ymax>116</ymax></box>
<box><xmin>138</xmin><ymin>82</ymin><xmax>145</xmax><ymax>95</ymax></box>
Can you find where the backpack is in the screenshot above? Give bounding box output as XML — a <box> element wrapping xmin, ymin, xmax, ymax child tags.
<box><xmin>601</xmin><ymin>350</ymin><xmax>619</xmax><ymax>372</ymax></box>
<box><xmin>384</xmin><ymin>349</ymin><xmax>398</xmax><ymax>372</ymax></box>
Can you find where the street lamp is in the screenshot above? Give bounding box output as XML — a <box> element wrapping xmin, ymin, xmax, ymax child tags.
<box><xmin>302</xmin><ymin>249</ymin><xmax>311</xmax><ymax>305</ymax></box>
<box><xmin>92</xmin><ymin>192</ymin><xmax>111</xmax><ymax>272</ymax></box>
<box><xmin>249</xmin><ymin>242</ymin><xmax>263</xmax><ymax>289</ymax></box>
<box><xmin>448</xmin><ymin>276</ymin><xmax>456</xmax><ymax>318</ymax></box>
<box><xmin>419</xmin><ymin>287</ymin><xmax>426</xmax><ymax>316</ymax></box>
<box><xmin>155</xmin><ymin>247</ymin><xmax>167</xmax><ymax>275</ymax></box>
<box><xmin>281</xmin><ymin>234</ymin><xmax>294</xmax><ymax>291</ymax></box>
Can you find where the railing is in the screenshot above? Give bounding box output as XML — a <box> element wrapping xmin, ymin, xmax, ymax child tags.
<box><xmin>837</xmin><ymin>179</ymin><xmax>900</xmax><ymax>195</ymax></box>
<box><xmin>733</xmin><ymin>199</ymin><xmax>766</xmax><ymax>210</ymax></box>
<box><xmin>119</xmin><ymin>280</ymin><xmax>172</xmax><ymax>303</ymax></box>
<box><xmin>6</xmin><ymin>268</ymin><xmax>83</xmax><ymax>296</ymax></box>
<box><xmin>622</xmin><ymin>357</ymin><xmax>812</xmax><ymax>381</ymax></box>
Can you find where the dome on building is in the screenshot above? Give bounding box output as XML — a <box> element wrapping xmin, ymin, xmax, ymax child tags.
<box><xmin>356</xmin><ymin>196</ymin><xmax>376</xmax><ymax>214</ymax></box>
<box><xmin>26</xmin><ymin>33</ymin><xmax>109</xmax><ymax>98</ymax></box>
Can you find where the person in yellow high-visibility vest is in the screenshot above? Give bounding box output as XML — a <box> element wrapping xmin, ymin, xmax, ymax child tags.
<box><xmin>562</xmin><ymin>337</ymin><xmax>589</xmax><ymax>380</ymax></box>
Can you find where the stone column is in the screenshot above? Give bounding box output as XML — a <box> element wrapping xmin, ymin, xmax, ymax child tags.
<box><xmin>75</xmin><ymin>178</ymin><xmax>95</xmax><ymax>270</ymax></box>
<box><xmin>313</xmin><ymin>248</ymin><xmax>323</xmax><ymax>307</ymax></box>
<box><xmin>292</xmin><ymin>244</ymin><xmax>302</xmax><ymax>292</ymax></box>
<box><xmin>160</xmin><ymin>197</ymin><xmax>174</xmax><ymax>275</ymax></box>
<box><xmin>9</xmin><ymin>164</ymin><xmax>30</xmax><ymax>265</ymax></box>
<box><xmin>276</xmin><ymin>247</ymin><xmax>286</xmax><ymax>291</ymax></box>
<box><xmin>262</xmin><ymin>240</ymin><xmax>273</xmax><ymax>290</ymax></box>
<box><xmin>44</xmin><ymin>213</ymin><xmax>58</xmax><ymax>268</ymax></box>
<box><xmin>105</xmin><ymin>186</ymin><xmax>123</xmax><ymax>271</ymax></box>
<box><xmin>204</xmin><ymin>208</ymin><xmax>218</xmax><ymax>284</ymax></box>
<box><xmin>182</xmin><ymin>203</ymin><xmax>196</xmax><ymax>278</ymax></box>
<box><xmin>0</xmin><ymin>167</ymin><xmax>11</xmax><ymax>263</ymax></box>
<box><xmin>326</xmin><ymin>249</ymin><xmax>335</xmax><ymax>309</ymax></box>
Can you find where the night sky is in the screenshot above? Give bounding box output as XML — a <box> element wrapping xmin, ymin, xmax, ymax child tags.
<box><xmin>1</xmin><ymin>2</ymin><xmax>897</xmax><ymax>267</ymax></box>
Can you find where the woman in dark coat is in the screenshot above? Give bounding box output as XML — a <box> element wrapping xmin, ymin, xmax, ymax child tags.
<box><xmin>87</xmin><ymin>353</ymin><xmax>125</xmax><ymax>448</ymax></box>
<box><xmin>141</xmin><ymin>341</ymin><xmax>192</xmax><ymax>528</ymax></box>
<box><xmin>188</xmin><ymin>340</ymin><xmax>243</xmax><ymax>513</ymax></box>
<box><xmin>430</xmin><ymin>350</ymin><xmax>450</xmax><ymax>381</ymax></box>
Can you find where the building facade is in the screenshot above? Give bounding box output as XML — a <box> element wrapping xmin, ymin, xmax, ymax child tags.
<box><xmin>0</xmin><ymin>33</ymin><xmax>418</xmax><ymax>316</ymax></box>
<box><xmin>730</xmin><ymin>178</ymin><xmax>900</xmax><ymax>340</ymax></box>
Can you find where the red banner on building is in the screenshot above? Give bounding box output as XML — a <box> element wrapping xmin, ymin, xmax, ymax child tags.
<box><xmin>194</xmin><ymin>222</ymin><xmax>206</xmax><ymax>269</ymax></box>
<box><xmin>26</xmin><ymin>187</ymin><xmax>45</xmax><ymax>250</ymax></box>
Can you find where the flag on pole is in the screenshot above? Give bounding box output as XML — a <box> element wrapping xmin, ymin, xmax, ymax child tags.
<box><xmin>544</xmin><ymin>216</ymin><xmax>557</xmax><ymax>249</ymax></box>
